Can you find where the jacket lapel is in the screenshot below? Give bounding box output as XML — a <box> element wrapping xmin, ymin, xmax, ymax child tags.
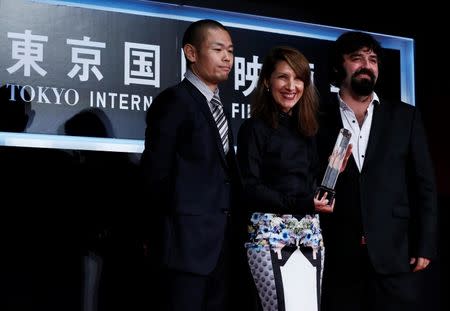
<box><xmin>361</xmin><ymin>100</ymin><xmax>388</xmax><ymax>173</ymax></box>
<box><xmin>183</xmin><ymin>80</ymin><xmax>229</xmax><ymax>169</ymax></box>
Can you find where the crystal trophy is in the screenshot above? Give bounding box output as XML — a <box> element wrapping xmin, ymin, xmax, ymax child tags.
<box><xmin>316</xmin><ymin>128</ymin><xmax>351</xmax><ymax>205</ymax></box>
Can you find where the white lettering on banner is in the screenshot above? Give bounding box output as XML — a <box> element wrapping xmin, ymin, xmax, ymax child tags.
<box><xmin>124</xmin><ymin>42</ymin><xmax>160</xmax><ymax>87</ymax></box>
<box><xmin>234</xmin><ymin>55</ymin><xmax>262</xmax><ymax>97</ymax></box>
<box><xmin>4</xmin><ymin>30</ymin><xmax>317</xmax><ymax>115</ymax></box>
<box><xmin>231</xmin><ymin>102</ymin><xmax>251</xmax><ymax>119</ymax></box>
<box><xmin>7</xmin><ymin>30</ymin><xmax>48</xmax><ymax>77</ymax></box>
<box><xmin>20</xmin><ymin>85</ymin><xmax>35</xmax><ymax>102</ymax></box>
<box><xmin>6</xmin><ymin>83</ymin><xmax>79</xmax><ymax>106</ymax></box>
<box><xmin>90</xmin><ymin>91</ymin><xmax>152</xmax><ymax>111</ymax></box>
<box><xmin>37</xmin><ymin>86</ymin><xmax>51</xmax><ymax>104</ymax></box>
<box><xmin>64</xmin><ymin>88</ymin><xmax>79</xmax><ymax>106</ymax></box>
<box><xmin>52</xmin><ymin>87</ymin><xmax>66</xmax><ymax>105</ymax></box>
<box><xmin>67</xmin><ymin>36</ymin><xmax>106</xmax><ymax>81</ymax></box>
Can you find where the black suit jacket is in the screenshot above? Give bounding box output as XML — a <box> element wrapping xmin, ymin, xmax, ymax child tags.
<box><xmin>317</xmin><ymin>95</ymin><xmax>437</xmax><ymax>274</ymax></box>
<box><xmin>141</xmin><ymin>79</ymin><xmax>239</xmax><ymax>276</ymax></box>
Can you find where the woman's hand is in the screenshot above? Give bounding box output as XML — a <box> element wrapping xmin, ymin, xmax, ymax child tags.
<box><xmin>314</xmin><ymin>192</ymin><xmax>334</xmax><ymax>213</ymax></box>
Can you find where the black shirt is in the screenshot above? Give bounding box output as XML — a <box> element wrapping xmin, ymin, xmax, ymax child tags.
<box><xmin>237</xmin><ymin>112</ymin><xmax>318</xmax><ymax>215</ymax></box>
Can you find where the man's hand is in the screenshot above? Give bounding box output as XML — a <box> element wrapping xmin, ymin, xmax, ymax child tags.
<box><xmin>410</xmin><ymin>257</ymin><xmax>431</xmax><ymax>272</ymax></box>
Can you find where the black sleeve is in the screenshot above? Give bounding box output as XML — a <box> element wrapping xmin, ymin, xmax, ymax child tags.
<box><xmin>408</xmin><ymin>107</ymin><xmax>438</xmax><ymax>260</ymax></box>
<box><xmin>140</xmin><ymin>87</ymin><xmax>187</xmax><ymax>210</ymax></box>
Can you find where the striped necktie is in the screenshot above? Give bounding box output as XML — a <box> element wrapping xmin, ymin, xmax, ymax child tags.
<box><xmin>210</xmin><ymin>94</ymin><xmax>229</xmax><ymax>154</ymax></box>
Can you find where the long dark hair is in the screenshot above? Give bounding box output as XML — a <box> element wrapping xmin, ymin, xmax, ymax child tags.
<box><xmin>251</xmin><ymin>46</ymin><xmax>319</xmax><ymax>136</ymax></box>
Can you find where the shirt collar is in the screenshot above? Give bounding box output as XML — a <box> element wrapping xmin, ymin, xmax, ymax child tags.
<box><xmin>185</xmin><ymin>69</ymin><xmax>218</xmax><ymax>102</ymax></box>
<box><xmin>337</xmin><ymin>91</ymin><xmax>380</xmax><ymax>111</ymax></box>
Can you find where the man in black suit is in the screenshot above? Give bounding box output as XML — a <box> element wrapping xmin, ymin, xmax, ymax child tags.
<box><xmin>317</xmin><ymin>31</ymin><xmax>438</xmax><ymax>311</ymax></box>
<box><xmin>140</xmin><ymin>19</ymin><xmax>239</xmax><ymax>311</ymax></box>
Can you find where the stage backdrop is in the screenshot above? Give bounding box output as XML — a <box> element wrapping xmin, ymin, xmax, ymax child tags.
<box><xmin>0</xmin><ymin>0</ymin><xmax>414</xmax><ymax>153</ymax></box>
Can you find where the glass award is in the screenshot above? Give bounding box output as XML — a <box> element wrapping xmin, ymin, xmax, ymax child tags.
<box><xmin>316</xmin><ymin>128</ymin><xmax>351</xmax><ymax>205</ymax></box>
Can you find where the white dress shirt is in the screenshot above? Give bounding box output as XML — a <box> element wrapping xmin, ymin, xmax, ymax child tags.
<box><xmin>338</xmin><ymin>92</ymin><xmax>380</xmax><ymax>171</ymax></box>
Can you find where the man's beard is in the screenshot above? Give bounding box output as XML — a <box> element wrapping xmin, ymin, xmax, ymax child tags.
<box><xmin>350</xmin><ymin>69</ymin><xmax>376</xmax><ymax>96</ymax></box>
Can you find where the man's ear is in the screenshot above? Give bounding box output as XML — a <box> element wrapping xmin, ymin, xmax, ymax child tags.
<box><xmin>183</xmin><ymin>44</ymin><xmax>197</xmax><ymax>63</ymax></box>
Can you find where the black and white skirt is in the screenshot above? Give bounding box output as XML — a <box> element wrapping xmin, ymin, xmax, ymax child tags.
<box><xmin>245</xmin><ymin>213</ymin><xmax>324</xmax><ymax>311</ymax></box>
